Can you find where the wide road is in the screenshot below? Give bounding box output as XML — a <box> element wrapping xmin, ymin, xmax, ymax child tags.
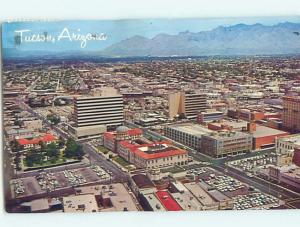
<box><xmin>213</xmin><ymin>163</ymin><xmax>300</xmax><ymax>200</ymax></box>
<box><xmin>81</xmin><ymin>142</ymin><xmax>128</xmax><ymax>183</ymax></box>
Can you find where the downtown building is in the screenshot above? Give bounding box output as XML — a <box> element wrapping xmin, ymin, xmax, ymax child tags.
<box><xmin>104</xmin><ymin>126</ymin><xmax>188</xmax><ymax>169</ymax></box>
<box><xmin>169</xmin><ymin>91</ymin><xmax>207</xmax><ymax>120</ymax></box>
<box><xmin>70</xmin><ymin>88</ymin><xmax>124</xmax><ymax>139</ymax></box>
<box><xmin>282</xmin><ymin>96</ymin><xmax>300</xmax><ymax>133</ymax></box>
<box><xmin>200</xmin><ymin>131</ymin><xmax>253</xmax><ymax>158</ymax></box>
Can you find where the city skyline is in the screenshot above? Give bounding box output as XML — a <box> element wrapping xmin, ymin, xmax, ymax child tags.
<box><xmin>2</xmin><ymin>18</ymin><xmax>300</xmax><ymax>213</ymax></box>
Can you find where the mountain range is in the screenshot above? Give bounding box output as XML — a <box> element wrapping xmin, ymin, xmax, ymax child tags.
<box><xmin>3</xmin><ymin>22</ymin><xmax>300</xmax><ymax>59</ymax></box>
<box><xmin>101</xmin><ymin>22</ymin><xmax>300</xmax><ymax>57</ymax></box>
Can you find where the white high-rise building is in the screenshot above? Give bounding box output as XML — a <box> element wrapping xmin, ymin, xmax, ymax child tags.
<box><xmin>74</xmin><ymin>95</ymin><xmax>124</xmax><ymax>128</ymax></box>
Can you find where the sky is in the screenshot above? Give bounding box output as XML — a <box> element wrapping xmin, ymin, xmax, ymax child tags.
<box><xmin>2</xmin><ymin>16</ymin><xmax>300</xmax><ymax>53</ymax></box>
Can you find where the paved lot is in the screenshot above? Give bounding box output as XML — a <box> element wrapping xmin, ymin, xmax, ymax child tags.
<box><xmin>11</xmin><ymin>166</ymin><xmax>110</xmax><ymax>198</ymax></box>
<box><xmin>15</xmin><ymin>177</ymin><xmax>43</xmax><ymax>197</ymax></box>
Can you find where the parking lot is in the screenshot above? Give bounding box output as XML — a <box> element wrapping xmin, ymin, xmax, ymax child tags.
<box><xmin>228</xmin><ymin>154</ymin><xmax>277</xmax><ymax>173</ymax></box>
<box><xmin>233</xmin><ymin>192</ymin><xmax>280</xmax><ymax>210</ymax></box>
<box><xmin>185</xmin><ymin>166</ymin><xmax>283</xmax><ymax>209</ymax></box>
<box><xmin>11</xmin><ymin>165</ymin><xmax>111</xmax><ymax>198</ymax></box>
<box><xmin>11</xmin><ymin>177</ymin><xmax>44</xmax><ymax>198</ymax></box>
<box><xmin>36</xmin><ymin>172</ymin><xmax>60</xmax><ymax>191</ymax></box>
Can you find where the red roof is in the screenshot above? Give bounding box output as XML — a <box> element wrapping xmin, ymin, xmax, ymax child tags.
<box><xmin>104</xmin><ymin>128</ymin><xmax>143</xmax><ymax>140</ymax></box>
<box><xmin>17</xmin><ymin>134</ymin><xmax>57</xmax><ymax>146</ymax></box>
<box><xmin>156</xmin><ymin>191</ymin><xmax>182</xmax><ymax>211</ymax></box>
<box><xmin>119</xmin><ymin>140</ymin><xmax>187</xmax><ymax>160</ymax></box>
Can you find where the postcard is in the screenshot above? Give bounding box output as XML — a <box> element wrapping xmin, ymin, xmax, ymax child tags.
<box><xmin>2</xmin><ymin>17</ymin><xmax>300</xmax><ymax>213</ymax></box>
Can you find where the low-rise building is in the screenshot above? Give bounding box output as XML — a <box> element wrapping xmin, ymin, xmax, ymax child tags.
<box><xmin>17</xmin><ymin>133</ymin><xmax>57</xmax><ymax>149</ymax></box>
<box><xmin>118</xmin><ymin>140</ymin><xmax>188</xmax><ymax>169</ymax></box>
<box><xmin>269</xmin><ymin>165</ymin><xmax>300</xmax><ymax>189</ymax></box>
<box><xmin>184</xmin><ymin>182</ymin><xmax>219</xmax><ymax>210</ymax></box>
<box><xmin>276</xmin><ymin>134</ymin><xmax>300</xmax><ymax>166</ymax></box>
<box><xmin>155</xmin><ymin>190</ymin><xmax>182</xmax><ymax>211</ymax></box>
<box><xmin>201</xmin><ymin>131</ymin><xmax>252</xmax><ymax>158</ymax></box>
<box><xmin>197</xmin><ymin>110</ymin><xmax>224</xmax><ymax>124</ymax></box>
<box><xmin>164</xmin><ymin>123</ymin><xmax>213</xmax><ymax>151</ymax></box>
<box><xmin>23</xmin><ymin>120</ymin><xmax>43</xmax><ymax>130</ymax></box>
<box><xmin>130</xmin><ymin>174</ymin><xmax>157</xmax><ymax>196</ymax></box>
<box><xmin>69</xmin><ymin>124</ymin><xmax>107</xmax><ymax>140</ymax></box>
<box><xmin>62</xmin><ymin>194</ymin><xmax>99</xmax><ymax>212</ymax></box>
<box><xmin>140</xmin><ymin>192</ymin><xmax>166</xmax><ymax>211</ymax></box>
<box><xmin>103</xmin><ymin>126</ymin><xmax>143</xmax><ymax>152</ymax></box>
<box><xmin>75</xmin><ymin>183</ymin><xmax>140</xmax><ymax>211</ymax></box>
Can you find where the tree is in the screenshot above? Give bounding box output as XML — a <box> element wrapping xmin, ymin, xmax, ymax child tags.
<box><xmin>10</xmin><ymin>140</ymin><xmax>22</xmax><ymax>153</ymax></box>
<box><xmin>64</xmin><ymin>138</ymin><xmax>85</xmax><ymax>160</ymax></box>
<box><xmin>45</xmin><ymin>142</ymin><xmax>60</xmax><ymax>161</ymax></box>
<box><xmin>58</xmin><ymin>136</ymin><xmax>65</xmax><ymax>148</ymax></box>
<box><xmin>75</xmin><ymin>145</ymin><xmax>84</xmax><ymax>160</ymax></box>
<box><xmin>25</xmin><ymin>149</ymin><xmax>45</xmax><ymax>167</ymax></box>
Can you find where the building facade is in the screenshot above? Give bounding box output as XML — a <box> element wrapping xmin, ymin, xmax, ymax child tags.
<box><xmin>197</xmin><ymin>110</ymin><xmax>224</xmax><ymax>124</ymax></box>
<box><xmin>282</xmin><ymin>96</ymin><xmax>300</xmax><ymax>133</ymax></box>
<box><xmin>118</xmin><ymin>140</ymin><xmax>188</xmax><ymax>169</ymax></box>
<box><xmin>168</xmin><ymin>91</ymin><xmax>206</xmax><ymax>120</ymax></box>
<box><xmin>201</xmin><ymin>131</ymin><xmax>253</xmax><ymax>158</ymax></box>
<box><xmin>164</xmin><ymin>123</ymin><xmax>212</xmax><ymax>151</ymax></box>
<box><xmin>276</xmin><ymin>134</ymin><xmax>300</xmax><ymax>166</ymax></box>
<box><xmin>74</xmin><ymin>95</ymin><xmax>124</xmax><ymax>129</ymax></box>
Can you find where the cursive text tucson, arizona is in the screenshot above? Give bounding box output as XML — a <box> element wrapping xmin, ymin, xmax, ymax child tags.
<box><xmin>14</xmin><ymin>27</ymin><xmax>108</xmax><ymax>48</ymax></box>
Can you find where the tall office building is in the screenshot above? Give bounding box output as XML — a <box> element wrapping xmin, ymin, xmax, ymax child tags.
<box><xmin>74</xmin><ymin>95</ymin><xmax>124</xmax><ymax>128</ymax></box>
<box><xmin>169</xmin><ymin>91</ymin><xmax>206</xmax><ymax>120</ymax></box>
<box><xmin>282</xmin><ymin>96</ymin><xmax>300</xmax><ymax>133</ymax></box>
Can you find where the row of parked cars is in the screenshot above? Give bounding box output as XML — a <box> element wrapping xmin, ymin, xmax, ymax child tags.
<box><xmin>36</xmin><ymin>172</ymin><xmax>60</xmax><ymax>191</ymax></box>
<box><xmin>12</xmin><ymin>179</ymin><xmax>25</xmax><ymax>195</ymax></box>
<box><xmin>90</xmin><ymin>165</ymin><xmax>110</xmax><ymax>180</ymax></box>
<box><xmin>204</xmin><ymin>175</ymin><xmax>244</xmax><ymax>193</ymax></box>
<box><xmin>63</xmin><ymin>170</ymin><xmax>87</xmax><ymax>186</ymax></box>
<box><xmin>234</xmin><ymin>192</ymin><xmax>280</xmax><ymax>210</ymax></box>
<box><xmin>186</xmin><ymin>167</ymin><xmax>208</xmax><ymax>178</ymax></box>
<box><xmin>228</xmin><ymin>154</ymin><xmax>276</xmax><ymax>172</ymax></box>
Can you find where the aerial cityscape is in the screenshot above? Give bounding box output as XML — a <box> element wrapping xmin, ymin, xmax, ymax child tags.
<box><xmin>2</xmin><ymin>18</ymin><xmax>300</xmax><ymax>212</ymax></box>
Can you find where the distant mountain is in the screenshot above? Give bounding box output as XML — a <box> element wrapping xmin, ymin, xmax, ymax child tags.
<box><xmin>101</xmin><ymin>22</ymin><xmax>300</xmax><ymax>57</ymax></box>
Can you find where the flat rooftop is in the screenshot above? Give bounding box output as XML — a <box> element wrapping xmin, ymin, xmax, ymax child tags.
<box><xmin>167</xmin><ymin>123</ymin><xmax>213</xmax><ymax>137</ymax></box>
<box><xmin>209</xmin><ymin>119</ymin><xmax>248</xmax><ymax>129</ymax></box>
<box><xmin>62</xmin><ymin>194</ymin><xmax>98</xmax><ymax>213</ymax></box>
<box><xmin>171</xmin><ymin>191</ymin><xmax>202</xmax><ymax>211</ymax></box>
<box><xmin>75</xmin><ymin>183</ymin><xmax>139</xmax><ymax>211</ymax></box>
<box><xmin>278</xmin><ymin>134</ymin><xmax>300</xmax><ymax>146</ymax></box>
<box><xmin>184</xmin><ymin>182</ymin><xmax>217</xmax><ymax>207</ymax></box>
<box><xmin>156</xmin><ymin>191</ymin><xmax>182</xmax><ymax>211</ymax></box>
<box><xmin>142</xmin><ymin>193</ymin><xmax>165</xmax><ymax>211</ymax></box>
<box><xmin>252</xmin><ymin>125</ymin><xmax>288</xmax><ymax>138</ymax></box>
<box><xmin>100</xmin><ymin>183</ymin><xmax>139</xmax><ymax>211</ymax></box>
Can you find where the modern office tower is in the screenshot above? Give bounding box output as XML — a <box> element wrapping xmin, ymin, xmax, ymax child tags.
<box><xmin>74</xmin><ymin>95</ymin><xmax>124</xmax><ymax>128</ymax></box>
<box><xmin>282</xmin><ymin>96</ymin><xmax>300</xmax><ymax>133</ymax></box>
<box><xmin>168</xmin><ymin>91</ymin><xmax>206</xmax><ymax>120</ymax></box>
